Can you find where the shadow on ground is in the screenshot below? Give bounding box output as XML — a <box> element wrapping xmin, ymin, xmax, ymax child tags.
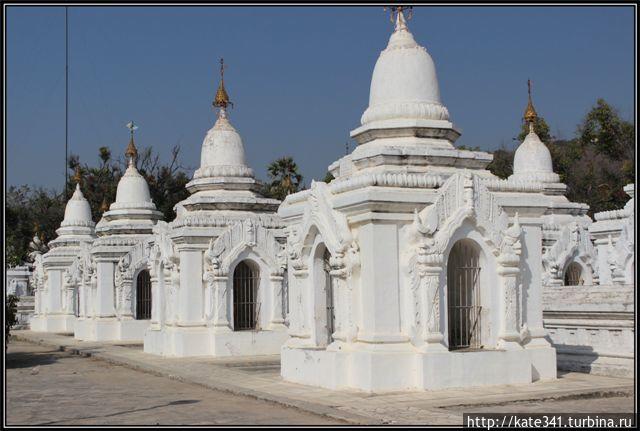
<box><xmin>5</xmin><ymin>347</ymin><xmax>61</xmax><ymax>369</ymax></box>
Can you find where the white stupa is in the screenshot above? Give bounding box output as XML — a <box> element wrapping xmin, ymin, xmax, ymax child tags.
<box><xmin>75</xmin><ymin>124</ymin><xmax>163</xmax><ymax>342</ymax></box>
<box><xmin>95</xmin><ymin>125</ymin><xmax>163</xmax><ymax>235</ymax></box>
<box><xmin>31</xmin><ymin>175</ymin><xmax>96</xmax><ymax>333</ymax></box>
<box><xmin>279</xmin><ymin>7</ymin><xmax>557</xmax><ymax>392</ymax></box>
<box><xmin>144</xmin><ymin>59</ymin><xmax>288</xmax><ymax>358</ymax></box>
<box><xmin>510</xmin><ymin>83</ymin><xmax>560</xmax><ymax>184</ymax></box>
<box><xmin>336</xmin><ymin>9</ymin><xmax>491</xmax><ymax>178</ymax></box>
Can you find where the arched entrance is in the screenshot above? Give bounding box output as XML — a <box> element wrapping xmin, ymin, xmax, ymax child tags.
<box><xmin>447</xmin><ymin>240</ymin><xmax>482</xmax><ymax>350</ymax></box>
<box><xmin>233</xmin><ymin>261</ymin><xmax>259</xmax><ymax>331</ymax></box>
<box><xmin>564</xmin><ymin>262</ymin><xmax>583</xmax><ymax>286</ymax></box>
<box><xmin>136</xmin><ymin>270</ymin><xmax>152</xmax><ymax>320</ymax></box>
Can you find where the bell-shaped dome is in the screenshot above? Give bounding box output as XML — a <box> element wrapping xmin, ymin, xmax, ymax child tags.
<box><xmin>510</xmin><ymin>81</ymin><xmax>559</xmax><ymax>183</ymax></box>
<box><xmin>194</xmin><ymin>111</ymin><xmax>253</xmax><ymax>179</ymax></box>
<box><xmin>114</xmin><ymin>164</ymin><xmax>153</xmax><ymax>206</ymax></box>
<box><xmin>511</xmin><ymin>130</ymin><xmax>559</xmax><ymax>183</ymax></box>
<box><xmin>61</xmin><ymin>184</ymin><xmax>93</xmax><ymax>226</ymax></box>
<box><xmin>360</xmin><ymin>11</ymin><xmax>449</xmax><ymax>126</ymax></box>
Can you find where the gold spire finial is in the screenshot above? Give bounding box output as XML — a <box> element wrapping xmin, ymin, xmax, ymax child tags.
<box><xmin>125</xmin><ymin>121</ymin><xmax>139</xmax><ymax>166</ymax></box>
<box><xmin>524</xmin><ymin>79</ymin><xmax>538</xmax><ymax>131</ymax></box>
<box><xmin>213</xmin><ymin>58</ymin><xmax>233</xmax><ymax>112</ymax></box>
<box><xmin>100</xmin><ymin>197</ymin><xmax>109</xmax><ymax>213</ymax></box>
<box><xmin>73</xmin><ymin>165</ymin><xmax>82</xmax><ymax>186</ymax></box>
<box><xmin>385</xmin><ymin>5</ymin><xmax>412</xmax><ymax>30</ymax></box>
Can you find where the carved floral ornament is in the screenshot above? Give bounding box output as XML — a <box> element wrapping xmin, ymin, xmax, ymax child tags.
<box><xmin>608</xmin><ymin>218</ymin><xmax>634</xmax><ymax>281</ymax></box>
<box><xmin>203</xmin><ymin>219</ymin><xmax>287</xmax><ymax>283</ymax></box>
<box><xmin>410</xmin><ymin>172</ymin><xmax>523</xmax><ymax>266</ymax></box>
<box><xmin>113</xmin><ymin>241</ymin><xmax>153</xmax><ymax>290</ymax></box>
<box><xmin>286</xmin><ymin>181</ymin><xmax>360</xmax><ymax>276</ymax></box>
<box><xmin>541</xmin><ymin>222</ymin><xmax>597</xmax><ymax>284</ymax></box>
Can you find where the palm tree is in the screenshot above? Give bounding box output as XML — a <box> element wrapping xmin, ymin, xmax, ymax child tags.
<box><xmin>266</xmin><ymin>157</ymin><xmax>303</xmax><ymax>201</ymax></box>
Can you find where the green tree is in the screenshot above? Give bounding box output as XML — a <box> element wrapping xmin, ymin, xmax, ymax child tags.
<box><xmin>486</xmin><ymin>145</ymin><xmax>515</xmax><ymax>179</ymax></box>
<box><xmin>6</xmin><ymin>186</ymin><xmax>65</xmax><ymax>267</ymax></box>
<box><xmin>517</xmin><ymin>116</ymin><xmax>552</xmax><ymax>143</ymax></box>
<box><xmin>6</xmin><ymin>145</ymin><xmax>191</xmax><ymax>265</ymax></box>
<box><xmin>507</xmin><ymin>99</ymin><xmax>634</xmax><ymax>216</ymax></box>
<box><xmin>6</xmin><ymin>294</ymin><xmax>19</xmax><ymax>347</ymax></box>
<box><xmin>577</xmin><ymin>99</ymin><xmax>634</xmax><ymax>161</ymax></box>
<box><xmin>264</xmin><ymin>157</ymin><xmax>303</xmax><ymax>201</ymax></box>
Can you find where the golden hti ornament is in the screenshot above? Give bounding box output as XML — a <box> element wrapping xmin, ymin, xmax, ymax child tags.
<box><xmin>99</xmin><ymin>198</ymin><xmax>109</xmax><ymax>213</ymax></box>
<box><xmin>125</xmin><ymin>121</ymin><xmax>139</xmax><ymax>166</ymax></box>
<box><xmin>524</xmin><ymin>79</ymin><xmax>538</xmax><ymax>129</ymax></box>
<box><xmin>384</xmin><ymin>5</ymin><xmax>413</xmax><ymax>25</ymax></box>
<box><xmin>213</xmin><ymin>58</ymin><xmax>233</xmax><ymax>111</ymax></box>
<box><xmin>73</xmin><ymin>165</ymin><xmax>82</xmax><ymax>186</ymax></box>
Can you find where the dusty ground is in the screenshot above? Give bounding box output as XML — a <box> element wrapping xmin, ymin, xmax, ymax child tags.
<box><xmin>5</xmin><ymin>340</ymin><xmax>345</xmax><ymax>426</ymax></box>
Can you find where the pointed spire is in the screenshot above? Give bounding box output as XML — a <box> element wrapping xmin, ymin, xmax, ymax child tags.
<box><xmin>125</xmin><ymin>121</ymin><xmax>139</xmax><ymax>167</ymax></box>
<box><xmin>385</xmin><ymin>6</ymin><xmax>412</xmax><ymax>32</ymax></box>
<box><xmin>100</xmin><ymin>197</ymin><xmax>109</xmax><ymax>213</ymax></box>
<box><xmin>524</xmin><ymin>79</ymin><xmax>538</xmax><ymax>133</ymax></box>
<box><xmin>213</xmin><ymin>58</ymin><xmax>233</xmax><ymax>117</ymax></box>
<box><xmin>73</xmin><ymin>164</ymin><xmax>82</xmax><ymax>187</ymax></box>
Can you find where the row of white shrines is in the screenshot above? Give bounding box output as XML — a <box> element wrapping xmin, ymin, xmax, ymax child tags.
<box><xmin>29</xmin><ymin>11</ymin><xmax>635</xmax><ymax>392</ymax></box>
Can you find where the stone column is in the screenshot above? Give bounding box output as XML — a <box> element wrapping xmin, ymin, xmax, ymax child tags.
<box><xmin>95</xmin><ymin>259</ymin><xmax>116</xmax><ymax>318</ymax></box>
<box><xmin>65</xmin><ymin>285</ymin><xmax>75</xmax><ymax>315</ymax></box>
<box><xmin>269</xmin><ymin>273</ymin><xmax>286</xmax><ymax>328</ymax></box>
<box><xmin>121</xmin><ymin>281</ymin><xmax>134</xmax><ymax>318</ymax></box>
<box><xmin>520</xmin><ymin>221</ymin><xmax>549</xmax><ymax>347</ymax></box>
<box><xmin>421</xmin><ymin>262</ymin><xmax>446</xmax><ymax>351</ymax></box>
<box><xmin>177</xmin><ymin>246</ymin><xmax>204</xmax><ymax>326</ymax></box>
<box><xmin>287</xmin><ymin>266</ymin><xmax>309</xmax><ymax>340</ymax></box>
<box><xmin>77</xmin><ymin>283</ymin><xmax>84</xmax><ymax>318</ymax></box>
<box><xmin>150</xmin><ymin>270</ymin><xmax>159</xmax><ymax>326</ymax></box>
<box><xmin>497</xmin><ymin>258</ymin><xmax>521</xmax><ymax>350</ymax></box>
<box><xmin>212</xmin><ymin>276</ymin><xmax>231</xmax><ymax>331</ymax></box>
<box><xmin>328</xmin><ymin>269</ymin><xmax>344</xmax><ymax>342</ymax></box>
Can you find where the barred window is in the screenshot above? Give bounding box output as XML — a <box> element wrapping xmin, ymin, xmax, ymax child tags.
<box><xmin>233</xmin><ymin>261</ymin><xmax>259</xmax><ymax>331</ymax></box>
<box><xmin>447</xmin><ymin>240</ymin><xmax>482</xmax><ymax>350</ymax></box>
<box><xmin>136</xmin><ymin>270</ymin><xmax>152</xmax><ymax>320</ymax></box>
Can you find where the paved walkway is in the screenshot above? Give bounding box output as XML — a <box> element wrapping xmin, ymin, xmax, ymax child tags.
<box><xmin>7</xmin><ymin>341</ymin><xmax>344</xmax><ymax>426</ymax></box>
<box><xmin>12</xmin><ymin>331</ymin><xmax>635</xmax><ymax>425</ymax></box>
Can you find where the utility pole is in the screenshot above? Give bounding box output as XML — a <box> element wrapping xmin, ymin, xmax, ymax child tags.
<box><xmin>64</xmin><ymin>6</ymin><xmax>69</xmax><ymax>198</ymax></box>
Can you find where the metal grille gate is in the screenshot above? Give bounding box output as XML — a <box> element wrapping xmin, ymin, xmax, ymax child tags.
<box><xmin>323</xmin><ymin>249</ymin><xmax>335</xmax><ymax>344</ymax></box>
<box><xmin>233</xmin><ymin>261</ymin><xmax>259</xmax><ymax>331</ymax></box>
<box><xmin>136</xmin><ymin>270</ymin><xmax>152</xmax><ymax>320</ymax></box>
<box><xmin>564</xmin><ymin>262</ymin><xmax>583</xmax><ymax>286</ymax></box>
<box><xmin>447</xmin><ymin>241</ymin><xmax>482</xmax><ymax>350</ymax></box>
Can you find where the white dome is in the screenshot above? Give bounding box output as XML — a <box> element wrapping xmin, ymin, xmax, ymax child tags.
<box><xmin>114</xmin><ymin>164</ymin><xmax>153</xmax><ymax>206</ymax></box>
<box><xmin>511</xmin><ymin>130</ymin><xmax>559</xmax><ymax>183</ymax></box>
<box><xmin>62</xmin><ymin>184</ymin><xmax>93</xmax><ymax>225</ymax></box>
<box><xmin>194</xmin><ymin>112</ymin><xmax>253</xmax><ymax>179</ymax></box>
<box><xmin>361</xmin><ymin>15</ymin><xmax>449</xmax><ymax>126</ymax></box>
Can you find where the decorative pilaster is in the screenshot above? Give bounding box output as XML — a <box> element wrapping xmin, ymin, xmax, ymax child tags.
<box><xmin>497</xmin><ymin>257</ymin><xmax>521</xmax><ymax>349</ymax></box>
<box><xmin>420</xmin><ymin>250</ymin><xmax>446</xmax><ymax>351</ymax></box>
<box><xmin>269</xmin><ymin>273</ymin><xmax>286</xmax><ymax>328</ymax></box>
<box><xmin>212</xmin><ymin>276</ymin><xmax>231</xmax><ymax>331</ymax></box>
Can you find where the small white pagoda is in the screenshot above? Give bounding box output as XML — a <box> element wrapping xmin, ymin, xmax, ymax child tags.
<box><xmin>74</xmin><ymin>124</ymin><xmax>163</xmax><ymax>341</ymax></box>
<box><xmin>31</xmin><ymin>178</ymin><xmax>96</xmax><ymax>333</ymax></box>
<box><xmin>278</xmin><ymin>8</ymin><xmax>557</xmax><ymax>392</ymax></box>
<box><xmin>143</xmin><ymin>60</ymin><xmax>288</xmax><ymax>357</ymax></box>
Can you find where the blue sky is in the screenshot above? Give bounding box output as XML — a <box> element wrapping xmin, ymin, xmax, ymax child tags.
<box><xmin>6</xmin><ymin>6</ymin><xmax>635</xmax><ymax>191</ymax></box>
